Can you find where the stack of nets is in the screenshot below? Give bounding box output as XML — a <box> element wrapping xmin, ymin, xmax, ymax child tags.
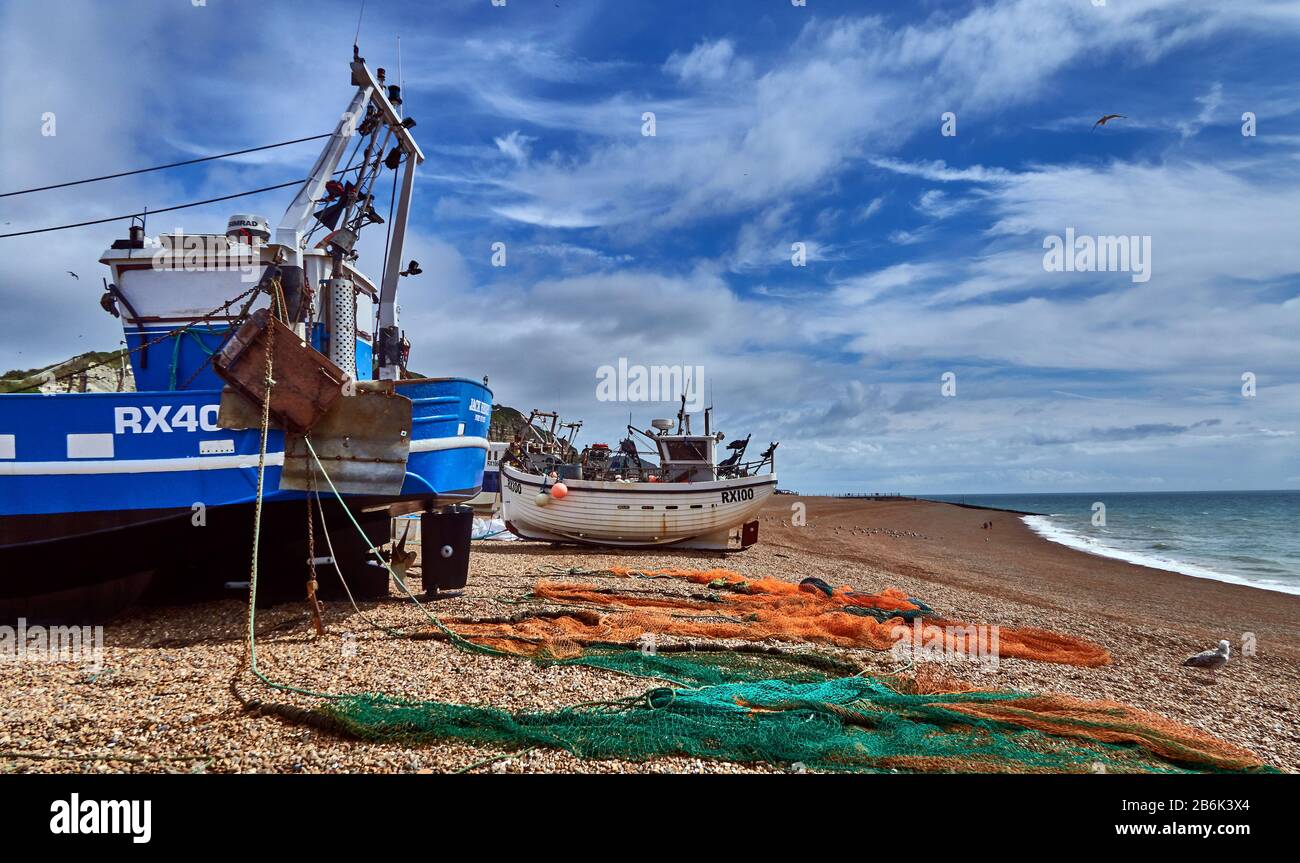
<box><xmin>283</xmin><ymin>566</ymin><xmax>1274</xmax><ymax>773</ymax></box>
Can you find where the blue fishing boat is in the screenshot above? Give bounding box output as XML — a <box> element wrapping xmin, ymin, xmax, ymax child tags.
<box><xmin>0</xmin><ymin>51</ymin><xmax>491</xmax><ymax>621</ymax></box>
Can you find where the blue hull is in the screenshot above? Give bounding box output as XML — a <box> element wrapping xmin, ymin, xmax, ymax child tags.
<box><xmin>0</xmin><ymin>378</ymin><xmax>491</xmax><ymax>617</ymax></box>
<box><xmin>0</xmin><ymin>378</ymin><xmax>491</xmax><ymax>517</ymax></box>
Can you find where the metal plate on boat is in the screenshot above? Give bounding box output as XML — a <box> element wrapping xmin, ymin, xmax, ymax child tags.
<box><xmin>214</xmin><ymin>309</ymin><xmax>344</xmax><ymax>434</ymax></box>
<box><xmin>216</xmin><ymin>386</ymin><xmax>276</xmax><ymax>431</ymax></box>
<box><xmin>279</xmin><ymin>385</ymin><xmax>413</xmax><ymax>496</ymax></box>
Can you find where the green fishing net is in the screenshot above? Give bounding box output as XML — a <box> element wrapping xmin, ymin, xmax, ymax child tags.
<box><xmin>308</xmin><ymin>650</ymin><xmax>1273</xmax><ymax>774</ymax></box>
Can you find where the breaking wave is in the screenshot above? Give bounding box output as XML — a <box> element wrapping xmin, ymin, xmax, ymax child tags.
<box><xmin>1021</xmin><ymin>515</ymin><xmax>1300</xmax><ymax>597</ymax></box>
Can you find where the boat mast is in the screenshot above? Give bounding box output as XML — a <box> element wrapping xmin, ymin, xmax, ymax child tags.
<box><xmin>371</xmin><ymin>56</ymin><xmax>423</xmax><ymax>381</ymax></box>
<box><xmin>273</xmin><ymin>49</ymin><xmax>424</xmax><ymax>381</ymax></box>
<box><xmin>275</xmin><ymin>57</ymin><xmax>372</xmax><ymax>267</ymax></box>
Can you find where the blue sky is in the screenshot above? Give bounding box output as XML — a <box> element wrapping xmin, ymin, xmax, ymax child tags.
<box><xmin>2</xmin><ymin>0</ymin><xmax>1299</xmax><ymax>493</ymax></box>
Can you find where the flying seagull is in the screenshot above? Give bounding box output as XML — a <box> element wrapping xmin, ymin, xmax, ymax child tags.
<box><xmin>66</xmin><ymin>271</ymin><xmax>79</xmax><ymax>280</ymax></box>
<box><xmin>1092</xmin><ymin>113</ymin><xmax>1126</xmax><ymax>131</ymax></box>
<box><xmin>1183</xmin><ymin>639</ymin><xmax>1230</xmax><ymax>671</ymax></box>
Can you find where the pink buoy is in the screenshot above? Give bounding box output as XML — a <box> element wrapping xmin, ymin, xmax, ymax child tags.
<box><xmin>551</xmin><ymin>482</ymin><xmax>569</xmax><ymax>499</ymax></box>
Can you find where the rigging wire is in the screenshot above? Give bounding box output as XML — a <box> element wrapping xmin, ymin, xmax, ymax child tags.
<box><xmin>0</xmin><ymin>163</ymin><xmax>365</xmax><ymax>240</ymax></box>
<box><xmin>0</xmin><ymin>134</ymin><xmax>330</xmax><ymax>199</ymax></box>
<box><xmin>303</xmin><ymin>133</ymin><xmax>368</xmax><ymax>247</ymax></box>
<box><xmin>0</xmin><ymin>180</ymin><xmax>308</xmax><ymax>239</ymax></box>
<box><xmin>353</xmin><ymin>0</ymin><xmax>367</xmax><ymax>49</ymax></box>
<box><xmin>379</xmin><ymin>155</ymin><xmax>401</xmax><ymax>284</ymax></box>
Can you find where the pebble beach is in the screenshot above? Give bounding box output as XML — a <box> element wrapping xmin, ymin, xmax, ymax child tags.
<box><xmin>2</xmin><ymin>497</ymin><xmax>1296</xmax><ymax>774</ymax></box>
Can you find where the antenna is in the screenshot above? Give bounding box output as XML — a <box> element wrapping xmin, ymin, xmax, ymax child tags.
<box><xmin>353</xmin><ymin>0</ymin><xmax>366</xmax><ymax>51</ymax></box>
<box><xmin>396</xmin><ymin>35</ymin><xmax>403</xmax><ymax>120</ymax></box>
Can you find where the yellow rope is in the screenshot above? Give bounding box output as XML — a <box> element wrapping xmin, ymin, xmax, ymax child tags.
<box><xmin>241</xmin><ymin>294</ymin><xmax>340</xmax><ymax>701</ymax></box>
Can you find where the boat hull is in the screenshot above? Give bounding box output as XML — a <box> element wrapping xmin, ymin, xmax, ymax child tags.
<box><xmin>0</xmin><ymin>378</ymin><xmax>490</xmax><ymax>515</ymax></box>
<box><xmin>499</xmin><ymin>462</ymin><xmax>775</xmax><ymax>550</ymax></box>
<box><xmin>0</xmin><ymin>377</ymin><xmax>491</xmax><ymax>618</ymax></box>
<box><xmin>0</xmin><ymin>497</ymin><xmax>393</xmax><ymax>622</ymax></box>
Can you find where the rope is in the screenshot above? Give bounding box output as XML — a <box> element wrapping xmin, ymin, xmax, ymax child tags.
<box><xmin>177</xmin><ymin>284</ymin><xmax>266</xmax><ymax>390</ymax></box>
<box><xmin>0</xmin><ymin>749</ymin><xmax>209</xmax><ymax>766</ymax></box>
<box><xmin>1</xmin><ymin>161</ymin><xmax>361</xmax><ymax>239</ymax></box>
<box><xmin>305</xmin><ymin>474</ymin><xmax>325</xmax><ymax>635</ymax></box>
<box><xmin>379</xmin><ymin>154</ymin><xmax>401</xmax><ymax>282</ymax></box>
<box><xmin>0</xmin><ymin>180</ymin><xmax>309</xmax><ymax>239</ymax></box>
<box><xmin>236</xmin><ymin>415</ymin><xmax>774</xmax><ymax>743</ymax></box>
<box><xmin>454</xmin><ymin>746</ymin><xmax>538</xmax><ymax>775</ymax></box>
<box><xmin>302</xmin><ymin>436</ymin><xmax>508</xmax><ymax>657</ymax></box>
<box><xmin>0</xmin><ymin>134</ymin><xmax>330</xmax><ymax>199</ymax></box>
<box><xmin>4</xmin><ymin>282</ymin><xmax>262</xmax><ymax>391</ymax></box>
<box><xmin>166</xmin><ymin>328</ymin><xmax>218</xmax><ymax>391</ymax></box>
<box><xmin>312</xmin><ymin>485</ymin><xmax>409</xmax><ymax>640</ymax></box>
<box><xmin>238</xmin><ymin>403</ymin><xmax>508</xmax><ymax>708</ymax></box>
<box><xmin>241</xmin><ymin>285</ymin><xmax>338</xmax><ymax>702</ymax></box>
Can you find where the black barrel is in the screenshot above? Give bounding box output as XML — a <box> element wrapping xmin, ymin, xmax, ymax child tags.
<box><xmin>421</xmin><ymin>505</ymin><xmax>473</xmax><ymax>595</ymax></box>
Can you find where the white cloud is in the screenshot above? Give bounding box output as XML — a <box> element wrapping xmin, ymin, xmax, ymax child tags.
<box><xmin>664</xmin><ymin>39</ymin><xmax>751</xmax><ymax>84</ymax></box>
<box><xmin>1178</xmin><ymin>81</ymin><xmax>1225</xmax><ymax>140</ymax></box>
<box><xmin>442</xmin><ymin>0</ymin><xmax>1300</xmax><ymax>235</ymax></box>
<box><xmin>7</xmin><ymin>0</ymin><xmax>1300</xmax><ymax>493</ymax></box>
<box><xmin>832</xmin><ymin>262</ymin><xmax>944</xmax><ymax>305</ymax></box>
<box><xmin>915</xmin><ymin>189</ymin><xmax>976</xmax><ymax>220</ymax></box>
<box><xmin>857</xmin><ymin>196</ymin><xmax>886</xmax><ymax>220</ymax></box>
<box><xmin>494</xmin><ymin>130</ymin><xmax>536</xmax><ymax>164</ymax></box>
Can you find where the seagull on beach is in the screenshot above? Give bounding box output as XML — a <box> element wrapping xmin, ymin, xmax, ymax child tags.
<box><xmin>1092</xmin><ymin>113</ymin><xmax>1126</xmax><ymax>131</ymax></box>
<box><xmin>1183</xmin><ymin>640</ymin><xmax>1230</xmax><ymax>671</ymax></box>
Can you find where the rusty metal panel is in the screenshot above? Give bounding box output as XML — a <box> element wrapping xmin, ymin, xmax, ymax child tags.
<box><xmin>216</xmin><ymin>386</ymin><xmax>271</xmax><ymax>431</ymax></box>
<box><xmin>279</xmin><ymin>385</ymin><xmax>413</xmax><ymax>496</ymax></box>
<box><xmin>214</xmin><ymin>309</ymin><xmax>344</xmax><ymax>434</ymax></box>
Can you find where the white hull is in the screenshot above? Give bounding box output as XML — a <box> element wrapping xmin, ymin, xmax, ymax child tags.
<box><xmin>500</xmin><ymin>462</ymin><xmax>775</xmax><ymax>550</ymax></box>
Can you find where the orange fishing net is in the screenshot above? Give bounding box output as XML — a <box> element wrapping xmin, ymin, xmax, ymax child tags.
<box><xmin>937</xmin><ymin>694</ymin><xmax>1266</xmax><ymax>771</ymax></box>
<box><xmin>314</xmin><ymin>566</ymin><xmax>1270</xmax><ymax>773</ymax></box>
<box><xmin>449</xmin><ymin>567</ymin><xmax>1111</xmax><ymax>667</ymax></box>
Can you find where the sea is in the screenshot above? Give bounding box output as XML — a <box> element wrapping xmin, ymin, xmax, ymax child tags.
<box><xmin>925</xmin><ymin>491</ymin><xmax>1300</xmax><ymax>596</ymax></box>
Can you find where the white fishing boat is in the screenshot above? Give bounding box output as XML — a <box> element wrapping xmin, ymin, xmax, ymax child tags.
<box><xmin>500</xmin><ymin>402</ymin><xmax>777</xmax><ymax>550</ymax></box>
<box><xmin>466</xmin><ymin>411</ymin><xmax>580</xmax><ymax>514</ymax></box>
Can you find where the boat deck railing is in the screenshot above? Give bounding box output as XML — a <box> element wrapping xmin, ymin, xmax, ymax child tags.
<box><xmin>717</xmin><ymin>458</ymin><xmax>776</xmax><ymax>479</ymax></box>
